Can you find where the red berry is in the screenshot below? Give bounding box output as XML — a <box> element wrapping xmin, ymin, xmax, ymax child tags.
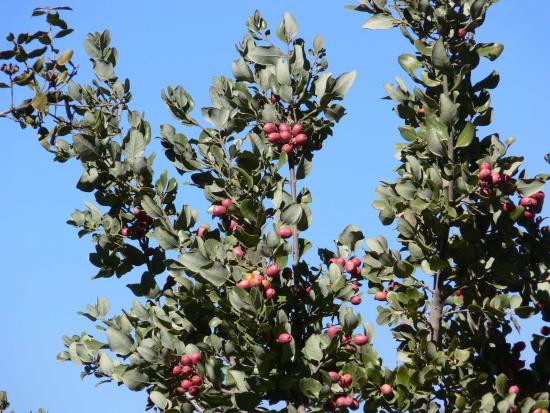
<box><xmin>212</xmin><ymin>205</ymin><xmax>227</xmax><ymax>217</ymax></box>
<box><xmin>228</xmin><ymin>219</ymin><xmax>240</xmax><ymax>233</ymax></box>
<box><xmin>266</xmin><ymin>264</ymin><xmax>280</xmax><ymax>278</ymax></box>
<box><xmin>375</xmin><ymin>291</ymin><xmax>388</xmax><ymax>301</ymax></box>
<box><xmin>520</xmin><ymin>197</ymin><xmax>536</xmax><ymax>207</ymax></box>
<box><xmin>480</xmin><ymin>162</ymin><xmax>492</xmax><ymax>170</ymax></box>
<box><xmin>532</xmin><ymin>191</ymin><xmax>545</xmax><ymax>201</ymax></box>
<box><xmin>281</xmin><ymin>143</ymin><xmax>294</xmax><ymax>153</ymax></box>
<box><xmin>351</xmin><ymin>296</ymin><xmax>362</xmax><ymax>305</ymax></box>
<box><xmin>339</xmin><ymin>373</ymin><xmax>353</xmax><ymax>387</ymax></box>
<box><xmin>263</xmin><ymin>122</ymin><xmax>277</xmax><ymax>134</ymax></box>
<box><xmin>221</xmin><ymin>198</ymin><xmax>233</xmax><ymax>208</ymax></box>
<box><xmin>353</xmin><ymin>334</ymin><xmax>368</xmax><ymax>345</ymax></box>
<box><xmin>181</xmin><ymin>365</ymin><xmax>193</xmax><ymax>377</ymax></box>
<box><xmin>197</xmin><ymin>224</ymin><xmax>209</xmax><ymax>237</ymax></box>
<box><xmin>330</xmin><ymin>257</ymin><xmax>345</xmax><ymax>267</ymax></box>
<box><xmin>351</xmin><ymin>283</ymin><xmax>360</xmax><ymax>292</ymax></box>
<box><xmin>380</xmin><ymin>383</ymin><xmax>393</xmax><ymax>396</ymax></box>
<box><xmin>328</xmin><ymin>371</ymin><xmax>340</xmax><ymax>383</ymax></box>
<box><xmin>502</xmin><ymin>202</ymin><xmax>516</xmax><ymax>213</ymax></box>
<box><xmin>181</xmin><ymin>355</ymin><xmax>192</xmax><ymax>366</ymax></box>
<box><xmin>508</xmin><ymin>385</ymin><xmax>520</xmax><ymax>395</ymax></box>
<box><xmin>191</xmin><ymin>375</ymin><xmax>202</xmax><ymax>386</ymax></box>
<box><xmin>238</xmin><ymin>279</ymin><xmax>252</xmax><ymax>290</ymax></box>
<box><xmin>120</xmin><ymin>227</ymin><xmax>129</xmax><ymax>237</ymax></box>
<box><xmin>180</xmin><ymin>379</ymin><xmax>192</xmax><ymax>390</ymax></box>
<box><xmin>278</xmin><ymin>227</ymin><xmax>293</xmax><ymax>239</ymax></box>
<box><xmin>457</xmin><ymin>27</ymin><xmax>468</xmax><ymax>38</ymax></box>
<box><xmin>267</xmin><ymin>132</ymin><xmax>282</xmax><ymax>143</ymax></box>
<box><xmin>541</xmin><ymin>326</ymin><xmax>550</xmax><ymax>336</ymax></box>
<box><xmin>291</xmin><ymin>123</ymin><xmax>303</xmax><ymax>135</ymax></box>
<box><xmin>491</xmin><ymin>172</ymin><xmax>502</xmax><ymax>185</ymax></box>
<box><xmin>271</xmin><ymin>94</ymin><xmax>280</xmax><ymax>103</ymax></box>
<box><xmin>233</xmin><ymin>246</ymin><xmax>244</xmax><ymax>258</ymax></box>
<box><xmin>344</xmin><ymin>260</ymin><xmax>356</xmax><ymax>273</ymax></box>
<box><xmin>512</xmin><ymin>341</ymin><xmax>526</xmax><ymax>352</ymax></box>
<box><xmin>264</xmin><ymin>288</ymin><xmax>277</xmax><ymax>300</ymax></box>
<box><xmin>351</xmin><ymin>257</ymin><xmax>361</xmax><ymax>267</ymax></box>
<box><xmin>293</xmin><ymin>133</ymin><xmax>308</xmax><ymax>146</ymax></box>
<box><xmin>479</xmin><ymin>169</ymin><xmax>492</xmax><ymax>182</ymax></box>
<box><xmin>280</xmin><ymin>131</ymin><xmax>292</xmax><ymax>143</ymax></box>
<box><xmin>261</xmin><ymin>279</ymin><xmax>271</xmax><ymax>289</ymax></box>
<box><xmin>133</xmin><ymin>207</ymin><xmax>142</xmax><ymax>217</ymax></box>
<box><xmin>277</xmin><ymin>332</ymin><xmax>292</xmax><ymax>344</ymax></box>
<box><xmin>279</xmin><ymin>123</ymin><xmax>290</xmax><ymax>133</ymax></box>
<box><xmin>418</xmin><ymin>107</ymin><xmax>425</xmax><ymax>114</ymax></box>
<box><xmin>172</xmin><ymin>365</ymin><xmax>183</xmax><ymax>376</ymax></box>
<box><xmin>174</xmin><ymin>387</ymin><xmax>186</xmax><ymax>395</ymax></box>
<box><xmin>327</xmin><ymin>326</ymin><xmax>340</xmax><ymax>339</ymax></box>
<box><xmin>191</xmin><ymin>352</ymin><xmax>202</xmax><ymax>365</ymax></box>
<box><xmin>350</xmin><ymin>399</ymin><xmax>360</xmax><ymax>410</ymax></box>
<box><xmin>188</xmin><ymin>386</ymin><xmax>201</xmax><ymax>396</ymax></box>
<box><xmin>523</xmin><ymin>210</ymin><xmax>534</xmax><ymax>220</ymax></box>
<box><xmin>335</xmin><ymin>396</ymin><xmax>348</xmax><ymax>408</ymax></box>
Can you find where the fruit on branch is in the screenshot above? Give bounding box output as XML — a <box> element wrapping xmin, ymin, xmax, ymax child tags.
<box><xmin>281</xmin><ymin>143</ymin><xmax>294</xmax><ymax>153</ymax></box>
<box><xmin>211</xmin><ymin>205</ymin><xmax>228</xmax><ymax>217</ymax></box>
<box><xmin>197</xmin><ymin>224</ymin><xmax>209</xmax><ymax>237</ymax></box>
<box><xmin>221</xmin><ymin>198</ymin><xmax>233</xmax><ymax>208</ymax></box>
<box><xmin>266</xmin><ymin>263</ymin><xmax>280</xmax><ymax>278</ymax></box>
<box><xmin>380</xmin><ymin>383</ymin><xmax>393</xmax><ymax>396</ymax></box>
<box><xmin>353</xmin><ymin>334</ymin><xmax>368</xmax><ymax>345</ymax></box>
<box><xmin>339</xmin><ymin>373</ymin><xmax>353</xmax><ymax>387</ymax></box>
<box><xmin>502</xmin><ymin>201</ymin><xmax>516</xmax><ymax>213</ymax></box>
<box><xmin>328</xmin><ymin>371</ymin><xmax>340</xmax><ymax>383</ymax></box>
<box><xmin>344</xmin><ymin>260</ymin><xmax>356</xmax><ymax>273</ymax></box>
<box><xmin>172</xmin><ymin>365</ymin><xmax>183</xmax><ymax>376</ymax></box>
<box><xmin>271</xmin><ymin>93</ymin><xmax>280</xmax><ymax>103</ymax></box>
<box><xmin>264</xmin><ymin>287</ymin><xmax>277</xmax><ymax>300</ymax></box>
<box><xmin>238</xmin><ymin>279</ymin><xmax>252</xmax><ymax>290</ymax></box>
<box><xmin>119</xmin><ymin>227</ymin><xmax>129</xmax><ymax>237</ymax></box>
<box><xmin>181</xmin><ymin>355</ymin><xmax>192</xmax><ymax>366</ymax></box>
<box><xmin>262</xmin><ymin>122</ymin><xmax>277</xmax><ymax>134</ymax></box>
<box><xmin>278</xmin><ymin>227</ymin><xmax>293</xmax><ymax>239</ymax></box>
<box><xmin>541</xmin><ymin>326</ymin><xmax>550</xmax><ymax>336</ymax></box>
<box><xmin>350</xmin><ymin>296</ymin><xmax>362</xmax><ymax>305</ymax></box>
<box><xmin>508</xmin><ymin>385</ymin><xmax>520</xmax><ymax>395</ymax></box>
<box><xmin>277</xmin><ymin>332</ymin><xmax>292</xmax><ymax>344</ymax></box>
<box><xmin>232</xmin><ymin>246</ymin><xmax>244</xmax><ymax>258</ymax></box>
<box><xmin>327</xmin><ymin>326</ymin><xmax>340</xmax><ymax>339</ymax></box>
<box><xmin>456</xmin><ymin>27</ymin><xmax>468</xmax><ymax>39</ymax></box>
<box><xmin>375</xmin><ymin>291</ymin><xmax>388</xmax><ymax>301</ymax></box>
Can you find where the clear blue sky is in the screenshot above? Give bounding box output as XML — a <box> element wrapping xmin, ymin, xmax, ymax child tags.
<box><xmin>0</xmin><ymin>1</ymin><xmax>548</xmax><ymax>412</ymax></box>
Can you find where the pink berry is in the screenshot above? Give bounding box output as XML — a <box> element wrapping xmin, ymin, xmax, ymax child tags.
<box><xmin>277</xmin><ymin>332</ymin><xmax>292</xmax><ymax>344</ymax></box>
<box><xmin>212</xmin><ymin>205</ymin><xmax>227</xmax><ymax>217</ymax></box>
<box><xmin>339</xmin><ymin>373</ymin><xmax>353</xmax><ymax>387</ymax></box>
<box><xmin>380</xmin><ymin>383</ymin><xmax>393</xmax><ymax>396</ymax></box>
<box><xmin>293</xmin><ymin>133</ymin><xmax>308</xmax><ymax>146</ymax></box>
<box><xmin>351</xmin><ymin>283</ymin><xmax>360</xmax><ymax>292</ymax></box>
<box><xmin>279</xmin><ymin>123</ymin><xmax>290</xmax><ymax>133</ymax></box>
<box><xmin>191</xmin><ymin>352</ymin><xmax>202</xmax><ymax>364</ymax></box>
<box><xmin>375</xmin><ymin>291</ymin><xmax>388</xmax><ymax>301</ymax></box>
<box><xmin>172</xmin><ymin>365</ymin><xmax>183</xmax><ymax>376</ymax></box>
<box><xmin>353</xmin><ymin>334</ymin><xmax>368</xmax><ymax>345</ymax></box>
<box><xmin>188</xmin><ymin>386</ymin><xmax>201</xmax><ymax>396</ymax></box>
<box><xmin>221</xmin><ymin>198</ymin><xmax>233</xmax><ymax>208</ymax></box>
<box><xmin>480</xmin><ymin>162</ymin><xmax>491</xmax><ymax>170</ymax></box>
<box><xmin>351</xmin><ymin>296</ymin><xmax>362</xmax><ymax>305</ymax></box>
<box><xmin>278</xmin><ymin>227</ymin><xmax>293</xmax><ymax>239</ymax></box>
<box><xmin>479</xmin><ymin>169</ymin><xmax>492</xmax><ymax>182</ymax></box>
<box><xmin>264</xmin><ymin>288</ymin><xmax>277</xmax><ymax>300</ymax></box>
<box><xmin>291</xmin><ymin>123</ymin><xmax>303</xmax><ymax>135</ymax></box>
<box><xmin>280</xmin><ymin>131</ymin><xmax>292</xmax><ymax>143</ymax></box>
<box><xmin>238</xmin><ymin>279</ymin><xmax>252</xmax><ymax>290</ymax></box>
<box><xmin>263</xmin><ymin>122</ymin><xmax>277</xmax><ymax>134</ymax></box>
<box><xmin>328</xmin><ymin>371</ymin><xmax>340</xmax><ymax>383</ymax></box>
<box><xmin>120</xmin><ymin>227</ymin><xmax>129</xmax><ymax>237</ymax></box>
<box><xmin>327</xmin><ymin>326</ymin><xmax>340</xmax><ymax>339</ymax></box>
<box><xmin>180</xmin><ymin>379</ymin><xmax>192</xmax><ymax>390</ymax></box>
<box><xmin>190</xmin><ymin>375</ymin><xmax>202</xmax><ymax>386</ymax></box>
<box><xmin>508</xmin><ymin>385</ymin><xmax>520</xmax><ymax>395</ymax></box>
<box><xmin>344</xmin><ymin>260</ymin><xmax>356</xmax><ymax>273</ymax></box>
<box><xmin>233</xmin><ymin>246</ymin><xmax>244</xmax><ymax>258</ymax></box>
<box><xmin>266</xmin><ymin>264</ymin><xmax>280</xmax><ymax>278</ymax></box>
<box><xmin>457</xmin><ymin>27</ymin><xmax>468</xmax><ymax>38</ymax></box>
<box><xmin>491</xmin><ymin>172</ymin><xmax>502</xmax><ymax>185</ymax></box>
<box><xmin>267</xmin><ymin>132</ymin><xmax>282</xmax><ymax>143</ymax></box>
<box><xmin>281</xmin><ymin>143</ymin><xmax>294</xmax><ymax>153</ymax></box>
<box><xmin>181</xmin><ymin>365</ymin><xmax>193</xmax><ymax>377</ymax></box>
<box><xmin>181</xmin><ymin>355</ymin><xmax>192</xmax><ymax>366</ymax></box>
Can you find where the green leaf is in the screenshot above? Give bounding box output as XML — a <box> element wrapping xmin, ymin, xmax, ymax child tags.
<box><xmin>201</xmin><ymin>107</ymin><xmax>231</xmax><ymax>129</ymax></box>
<box><xmin>31</xmin><ymin>93</ymin><xmax>49</xmax><ymax>113</ymax></box>
<box><xmin>92</xmin><ymin>59</ymin><xmax>115</xmax><ymax>81</ymax></box>
<box><xmin>149</xmin><ymin>391</ymin><xmax>170</xmax><ymax>409</ymax></box>
<box><xmin>232</xmin><ymin>60</ymin><xmax>253</xmax><ymax>82</ymax></box>
<box><xmin>515</xmin><ymin>176</ymin><xmax>547</xmax><ymax>197</ymax></box>
<box><xmin>57</xmin><ymin>49</ymin><xmax>73</xmax><ymax>65</ymax></box>
<box><xmin>440</xmin><ymin>93</ymin><xmax>457</xmax><ymax>125</ymax></box>
<box><xmin>476</xmin><ymin>43</ymin><xmax>504</xmax><ymax>61</ymax></box>
<box><xmin>480</xmin><ymin>392</ymin><xmax>495</xmax><ymax>412</ymax></box>
<box><xmin>73</xmin><ymin>134</ymin><xmax>100</xmax><ymax>161</ymax></box>
<box><xmin>299</xmin><ymin>378</ymin><xmax>322</xmax><ymax>399</ymax></box>
<box><xmin>495</xmin><ymin>374</ymin><xmax>508</xmax><ymax>397</ymax></box>
<box><xmin>248</xmin><ymin>46</ymin><xmax>282</xmax><ymax>66</ymax></box>
<box><xmin>398</xmin><ymin>53</ymin><xmax>422</xmax><ymax>77</ymax></box>
<box><xmin>276</xmin><ymin>12</ymin><xmax>298</xmax><ymax>43</ymax></box>
<box><xmin>152</xmin><ymin>226</ymin><xmax>179</xmax><ymax>250</ymax></box>
<box><xmin>140</xmin><ymin>195</ymin><xmax>164</xmax><ymax>220</ymax></box>
<box><xmin>432</xmin><ymin>39</ymin><xmax>449</xmax><ymax>69</ymax></box>
<box><xmin>303</xmin><ymin>335</ymin><xmax>323</xmax><ymax>362</ymax></box>
<box><xmin>281</xmin><ymin>204</ymin><xmax>303</xmax><ymax>225</ymax></box>
<box><xmin>122</xmin><ymin>369</ymin><xmax>149</xmax><ymax>391</ymax></box>
<box><xmin>199</xmin><ymin>261</ymin><xmax>229</xmax><ymax>287</ymax></box>
<box><xmin>106</xmin><ymin>327</ymin><xmax>133</xmax><ymax>356</ymax></box>
<box><xmin>332</xmin><ymin>71</ymin><xmax>357</xmax><ymax>98</ymax></box>
<box><xmin>362</xmin><ymin>14</ymin><xmax>399</xmax><ymax>30</ymax></box>
<box><xmin>456</xmin><ymin>122</ymin><xmax>475</xmax><ymax>148</ymax></box>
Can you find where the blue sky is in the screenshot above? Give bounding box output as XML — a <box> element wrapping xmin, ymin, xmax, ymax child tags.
<box><xmin>0</xmin><ymin>1</ymin><xmax>548</xmax><ymax>412</ymax></box>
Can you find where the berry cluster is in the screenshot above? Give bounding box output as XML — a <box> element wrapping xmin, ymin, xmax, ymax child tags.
<box><xmin>477</xmin><ymin>162</ymin><xmax>511</xmax><ymax>197</ymax></box>
<box><xmin>518</xmin><ymin>191</ymin><xmax>545</xmax><ymax>220</ymax></box>
<box><xmin>262</xmin><ymin>122</ymin><xmax>309</xmax><ymax>154</ymax></box>
<box><xmin>237</xmin><ymin>269</ymin><xmax>277</xmax><ymax>301</ymax></box>
<box><xmin>328</xmin><ymin>257</ymin><xmax>365</xmax><ymax>305</ymax></box>
<box><xmin>171</xmin><ymin>352</ymin><xmax>203</xmax><ymax>397</ymax></box>
<box><xmin>119</xmin><ymin>208</ymin><xmax>154</xmax><ymax>255</ymax></box>
<box><xmin>207</xmin><ymin>198</ymin><xmax>242</xmax><ymax>234</ymax></box>
<box><xmin>327</xmin><ymin>326</ymin><xmax>368</xmax><ymax>353</ymax></box>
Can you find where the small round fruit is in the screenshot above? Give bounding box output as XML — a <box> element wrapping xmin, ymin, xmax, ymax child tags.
<box><xmin>271</xmin><ymin>94</ymin><xmax>280</xmax><ymax>103</ymax></box>
<box><xmin>479</xmin><ymin>169</ymin><xmax>492</xmax><ymax>182</ymax></box>
<box><xmin>293</xmin><ymin>133</ymin><xmax>308</xmax><ymax>146</ymax></box>
<box><xmin>508</xmin><ymin>385</ymin><xmax>520</xmax><ymax>395</ymax></box>
<box><xmin>278</xmin><ymin>227</ymin><xmax>293</xmax><ymax>239</ymax></box>
<box><xmin>264</xmin><ymin>288</ymin><xmax>277</xmax><ymax>300</ymax></box>
<box><xmin>197</xmin><ymin>224</ymin><xmax>209</xmax><ymax>237</ymax></box>
<box><xmin>339</xmin><ymin>373</ymin><xmax>353</xmax><ymax>387</ymax></box>
<box><xmin>523</xmin><ymin>210</ymin><xmax>534</xmax><ymax>220</ymax></box>
<box><xmin>181</xmin><ymin>355</ymin><xmax>192</xmax><ymax>366</ymax></box>
<box><xmin>457</xmin><ymin>27</ymin><xmax>468</xmax><ymax>38</ymax></box>
<box><xmin>191</xmin><ymin>352</ymin><xmax>202</xmax><ymax>365</ymax></box>
<box><xmin>327</xmin><ymin>326</ymin><xmax>340</xmax><ymax>339</ymax></box>
<box><xmin>480</xmin><ymin>162</ymin><xmax>491</xmax><ymax>170</ymax></box>
<box><xmin>418</xmin><ymin>107</ymin><xmax>425</xmax><ymax>114</ymax></box>
<box><xmin>335</xmin><ymin>396</ymin><xmax>349</xmax><ymax>408</ymax></box>
<box><xmin>174</xmin><ymin>386</ymin><xmax>186</xmax><ymax>395</ymax></box>
<box><xmin>520</xmin><ymin>197</ymin><xmax>536</xmax><ymax>207</ymax></box>
<box><xmin>188</xmin><ymin>386</ymin><xmax>201</xmax><ymax>396</ymax></box>
<box><xmin>353</xmin><ymin>334</ymin><xmax>368</xmax><ymax>345</ymax></box>
<box><xmin>328</xmin><ymin>371</ymin><xmax>340</xmax><ymax>383</ymax></box>
<box><xmin>279</xmin><ymin>123</ymin><xmax>290</xmax><ymax>133</ymax></box>
<box><xmin>491</xmin><ymin>172</ymin><xmax>502</xmax><ymax>185</ymax></box>
<box><xmin>191</xmin><ymin>375</ymin><xmax>202</xmax><ymax>386</ymax></box>
<box><xmin>238</xmin><ymin>279</ymin><xmax>252</xmax><ymax>290</ymax></box>
<box><xmin>380</xmin><ymin>383</ymin><xmax>393</xmax><ymax>396</ymax></box>
<box><xmin>512</xmin><ymin>341</ymin><xmax>526</xmax><ymax>352</ymax></box>
<box><xmin>277</xmin><ymin>332</ymin><xmax>292</xmax><ymax>344</ymax></box>
<box><xmin>181</xmin><ymin>365</ymin><xmax>193</xmax><ymax>377</ymax></box>
<box><xmin>263</xmin><ymin>122</ymin><xmax>278</xmax><ymax>134</ymax></box>
<box><xmin>344</xmin><ymin>260</ymin><xmax>356</xmax><ymax>273</ymax></box>
<box><xmin>261</xmin><ymin>279</ymin><xmax>271</xmax><ymax>289</ymax></box>
<box><xmin>266</xmin><ymin>264</ymin><xmax>280</xmax><ymax>278</ymax></box>
<box><xmin>221</xmin><ymin>198</ymin><xmax>233</xmax><ymax>208</ymax></box>
<box><xmin>180</xmin><ymin>379</ymin><xmax>192</xmax><ymax>390</ymax></box>
<box><xmin>120</xmin><ymin>227</ymin><xmax>129</xmax><ymax>237</ymax></box>
<box><xmin>351</xmin><ymin>282</ymin><xmax>360</xmax><ymax>292</ymax></box>
<box><xmin>280</xmin><ymin>131</ymin><xmax>292</xmax><ymax>143</ymax></box>
<box><xmin>281</xmin><ymin>143</ymin><xmax>294</xmax><ymax>153</ymax></box>
<box><xmin>375</xmin><ymin>291</ymin><xmax>388</xmax><ymax>301</ymax></box>
<box><xmin>172</xmin><ymin>365</ymin><xmax>183</xmax><ymax>376</ymax></box>
<box><xmin>233</xmin><ymin>246</ymin><xmax>244</xmax><ymax>258</ymax></box>
<box><xmin>212</xmin><ymin>205</ymin><xmax>227</xmax><ymax>217</ymax></box>
<box><xmin>291</xmin><ymin>123</ymin><xmax>303</xmax><ymax>135</ymax></box>
<box><xmin>351</xmin><ymin>296</ymin><xmax>362</xmax><ymax>305</ymax></box>
<box><xmin>267</xmin><ymin>132</ymin><xmax>282</xmax><ymax>143</ymax></box>
<box><xmin>502</xmin><ymin>202</ymin><xmax>516</xmax><ymax>213</ymax></box>
<box><xmin>350</xmin><ymin>399</ymin><xmax>360</xmax><ymax>410</ymax></box>
<box><xmin>541</xmin><ymin>326</ymin><xmax>550</xmax><ymax>336</ymax></box>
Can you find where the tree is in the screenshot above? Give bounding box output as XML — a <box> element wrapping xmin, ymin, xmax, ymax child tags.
<box><xmin>0</xmin><ymin>2</ymin><xmax>548</xmax><ymax>413</ymax></box>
